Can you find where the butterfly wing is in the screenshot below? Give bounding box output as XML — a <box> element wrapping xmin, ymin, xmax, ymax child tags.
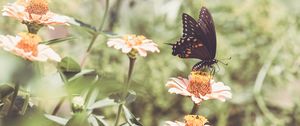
<box><xmin>172</xmin><ymin>36</ymin><xmax>211</xmax><ymax>59</ymax></box>
<box><xmin>198</xmin><ymin>7</ymin><xmax>217</xmax><ymax>58</ymax></box>
<box><xmin>171</xmin><ymin>13</ymin><xmax>211</xmax><ymax>60</ymax></box>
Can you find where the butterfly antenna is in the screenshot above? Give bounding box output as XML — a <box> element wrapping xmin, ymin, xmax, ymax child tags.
<box><xmin>217</xmin><ymin>57</ymin><xmax>231</xmax><ymax>66</ymax></box>
<box><xmin>215</xmin><ymin>63</ymin><xmax>220</xmax><ymax>72</ymax></box>
<box><xmin>164</xmin><ymin>43</ymin><xmax>174</xmax><ymax>46</ymax></box>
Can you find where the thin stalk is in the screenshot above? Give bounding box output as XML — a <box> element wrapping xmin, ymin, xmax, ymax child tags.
<box><xmin>114</xmin><ymin>104</ymin><xmax>123</xmax><ymax>126</ymax></box>
<box><xmin>81</xmin><ymin>0</ymin><xmax>110</xmax><ymax>67</ymax></box>
<box><xmin>123</xmin><ymin>57</ymin><xmax>136</xmax><ymax>95</ymax></box>
<box><xmin>253</xmin><ymin>39</ymin><xmax>284</xmax><ymax>125</ymax></box>
<box><xmin>98</xmin><ymin>0</ymin><xmax>110</xmax><ymax>32</ymax></box>
<box><xmin>80</xmin><ymin>34</ymin><xmax>99</xmax><ymax>67</ymax></box>
<box><xmin>115</xmin><ymin>57</ymin><xmax>136</xmax><ymax>126</ymax></box>
<box><xmin>8</xmin><ymin>83</ymin><xmax>20</xmax><ymax>116</ymax></box>
<box><xmin>189</xmin><ymin>103</ymin><xmax>199</xmax><ymax>114</ymax></box>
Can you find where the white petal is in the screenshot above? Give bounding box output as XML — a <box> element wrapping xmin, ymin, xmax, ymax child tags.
<box><xmin>191</xmin><ymin>95</ymin><xmax>203</xmax><ymax>104</ymax></box>
<box><xmin>165</xmin><ymin>121</ymin><xmax>185</xmax><ymax>126</ymax></box>
<box><xmin>36</xmin><ymin>44</ymin><xmax>61</xmax><ymax>62</ymax></box>
<box><xmin>136</xmin><ymin>48</ymin><xmax>147</xmax><ymax>57</ymax></box>
<box><xmin>166</xmin><ymin>77</ymin><xmax>192</xmax><ymax>96</ymax></box>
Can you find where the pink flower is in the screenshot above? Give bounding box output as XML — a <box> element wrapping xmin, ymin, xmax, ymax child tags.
<box><xmin>165</xmin><ymin>115</ymin><xmax>209</xmax><ymax>126</ymax></box>
<box><xmin>166</xmin><ymin>71</ymin><xmax>232</xmax><ymax>104</ymax></box>
<box><xmin>2</xmin><ymin>0</ymin><xmax>71</xmax><ymax>29</ymax></box>
<box><xmin>0</xmin><ymin>33</ymin><xmax>61</xmax><ymax>62</ymax></box>
<box><xmin>107</xmin><ymin>34</ymin><xmax>160</xmax><ymax>57</ymax></box>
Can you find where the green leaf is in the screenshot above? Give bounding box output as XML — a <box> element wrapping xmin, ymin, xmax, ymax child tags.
<box><xmin>44</xmin><ymin>114</ymin><xmax>68</xmax><ymax>125</ymax></box>
<box><xmin>72</xmin><ymin>19</ymin><xmax>97</xmax><ymax>32</ymax></box>
<box><xmin>125</xmin><ymin>90</ymin><xmax>136</xmax><ymax>104</ymax></box>
<box><xmin>93</xmin><ymin>115</ymin><xmax>109</xmax><ymax>126</ymax></box>
<box><xmin>122</xmin><ymin>105</ymin><xmax>143</xmax><ymax>126</ymax></box>
<box><xmin>119</xmin><ymin>123</ymin><xmax>130</xmax><ymax>126</ymax></box>
<box><xmin>0</xmin><ymin>84</ymin><xmax>14</xmax><ymax>99</ymax></box>
<box><xmin>88</xmin><ymin>98</ymin><xmax>117</xmax><ymax>109</ymax></box>
<box><xmin>57</xmin><ymin>57</ymin><xmax>81</xmax><ymax>80</ymax></box>
<box><xmin>99</xmin><ymin>31</ymin><xmax>118</xmax><ymax>37</ymax></box>
<box><xmin>66</xmin><ymin>112</ymin><xmax>90</xmax><ymax>126</ymax></box>
<box><xmin>66</xmin><ymin>70</ymin><xmax>100</xmax><ymax>94</ymax></box>
<box><xmin>88</xmin><ymin>115</ymin><xmax>98</xmax><ymax>126</ymax></box>
<box><xmin>40</xmin><ymin>36</ymin><xmax>75</xmax><ymax>45</ymax></box>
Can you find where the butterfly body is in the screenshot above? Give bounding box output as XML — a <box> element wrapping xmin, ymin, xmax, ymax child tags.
<box><xmin>171</xmin><ymin>7</ymin><xmax>218</xmax><ymax>72</ymax></box>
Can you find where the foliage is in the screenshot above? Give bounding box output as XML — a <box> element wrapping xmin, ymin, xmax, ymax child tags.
<box><xmin>0</xmin><ymin>0</ymin><xmax>300</xmax><ymax>126</ymax></box>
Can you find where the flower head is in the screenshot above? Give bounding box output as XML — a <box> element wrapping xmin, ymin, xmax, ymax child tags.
<box><xmin>2</xmin><ymin>0</ymin><xmax>71</xmax><ymax>29</ymax></box>
<box><xmin>0</xmin><ymin>33</ymin><xmax>61</xmax><ymax>62</ymax></box>
<box><xmin>165</xmin><ymin>115</ymin><xmax>209</xmax><ymax>126</ymax></box>
<box><xmin>107</xmin><ymin>34</ymin><xmax>160</xmax><ymax>58</ymax></box>
<box><xmin>72</xmin><ymin>96</ymin><xmax>85</xmax><ymax>113</ymax></box>
<box><xmin>166</xmin><ymin>71</ymin><xmax>232</xmax><ymax>104</ymax></box>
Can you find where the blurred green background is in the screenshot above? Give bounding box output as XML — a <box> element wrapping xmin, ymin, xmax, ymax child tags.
<box><xmin>1</xmin><ymin>0</ymin><xmax>300</xmax><ymax>126</ymax></box>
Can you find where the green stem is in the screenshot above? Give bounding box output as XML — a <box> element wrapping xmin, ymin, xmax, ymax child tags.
<box><xmin>189</xmin><ymin>103</ymin><xmax>199</xmax><ymax>114</ymax></box>
<box><xmin>8</xmin><ymin>83</ymin><xmax>20</xmax><ymax>116</ymax></box>
<box><xmin>114</xmin><ymin>57</ymin><xmax>136</xmax><ymax>126</ymax></box>
<box><xmin>122</xmin><ymin>57</ymin><xmax>136</xmax><ymax>98</ymax></box>
<box><xmin>80</xmin><ymin>0</ymin><xmax>110</xmax><ymax>67</ymax></box>
<box><xmin>253</xmin><ymin>40</ymin><xmax>284</xmax><ymax>125</ymax></box>
<box><xmin>114</xmin><ymin>104</ymin><xmax>123</xmax><ymax>126</ymax></box>
<box><xmin>98</xmin><ymin>0</ymin><xmax>110</xmax><ymax>32</ymax></box>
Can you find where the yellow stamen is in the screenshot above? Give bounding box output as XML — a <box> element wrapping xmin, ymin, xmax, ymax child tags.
<box><xmin>187</xmin><ymin>71</ymin><xmax>212</xmax><ymax>97</ymax></box>
<box><xmin>16</xmin><ymin>32</ymin><xmax>41</xmax><ymax>56</ymax></box>
<box><xmin>123</xmin><ymin>34</ymin><xmax>145</xmax><ymax>46</ymax></box>
<box><xmin>184</xmin><ymin>115</ymin><xmax>208</xmax><ymax>126</ymax></box>
<box><xmin>25</xmin><ymin>0</ymin><xmax>49</xmax><ymax>15</ymax></box>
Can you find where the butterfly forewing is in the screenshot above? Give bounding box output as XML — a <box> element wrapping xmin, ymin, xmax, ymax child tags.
<box><xmin>182</xmin><ymin>13</ymin><xmax>202</xmax><ymax>38</ymax></box>
<box><xmin>198</xmin><ymin>7</ymin><xmax>216</xmax><ymax>58</ymax></box>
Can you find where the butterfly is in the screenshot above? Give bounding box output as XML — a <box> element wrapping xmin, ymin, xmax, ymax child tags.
<box><xmin>170</xmin><ymin>7</ymin><xmax>219</xmax><ymax>72</ymax></box>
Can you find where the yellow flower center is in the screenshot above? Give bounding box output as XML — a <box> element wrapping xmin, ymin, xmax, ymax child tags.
<box><xmin>25</xmin><ymin>0</ymin><xmax>49</xmax><ymax>15</ymax></box>
<box><xmin>123</xmin><ymin>34</ymin><xmax>145</xmax><ymax>47</ymax></box>
<box><xmin>16</xmin><ymin>33</ymin><xmax>41</xmax><ymax>56</ymax></box>
<box><xmin>187</xmin><ymin>71</ymin><xmax>212</xmax><ymax>97</ymax></box>
<box><xmin>184</xmin><ymin>115</ymin><xmax>208</xmax><ymax>126</ymax></box>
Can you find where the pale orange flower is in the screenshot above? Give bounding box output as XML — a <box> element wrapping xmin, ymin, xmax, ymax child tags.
<box><xmin>0</xmin><ymin>33</ymin><xmax>61</xmax><ymax>62</ymax></box>
<box><xmin>166</xmin><ymin>71</ymin><xmax>232</xmax><ymax>104</ymax></box>
<box><xmin>2</xmin><ymin>0</ymin><xmax>71</xmax><ymax>29</ymax></box>
<box><xmin>165</xmin><ymin>115</ymin><xmax>210</xmax><ymax>126</ymax></box>
<box><xmin>107</xmin><ymin>34</ymin><xmax>160</xmax><ymax>57</ymax></box>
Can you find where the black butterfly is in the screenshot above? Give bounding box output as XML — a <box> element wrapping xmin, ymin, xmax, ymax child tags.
<box><xmin>170</xmin><ymin>7</ymin><xmax>218</xmax><ymax>72</ymax></box>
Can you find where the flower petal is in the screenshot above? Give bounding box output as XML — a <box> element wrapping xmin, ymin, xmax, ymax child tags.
<box><xmin>166</xmin><ymin>77</ymin><xmax>192</xmax><ymax>96</ymax></box>
<box><xmin>165</xmin><ymin>121</ymin><xmax>185</xmax><ymax>126</ymax></box>
<box><xmin>36</xmin><ymin>44</ymin><xmax>61</xmax><ymax>62</ymax></box>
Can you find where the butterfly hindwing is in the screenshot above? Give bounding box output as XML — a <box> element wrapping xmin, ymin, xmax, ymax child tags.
<box><xmin>172</xmin><ymin>36</ymin><xmax>211</xmax><ymax>59</ymax></box>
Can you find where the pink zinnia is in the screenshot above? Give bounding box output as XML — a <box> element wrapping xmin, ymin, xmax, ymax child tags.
<box><xmin>166</xmin><ymin>71</ymin><xmax>232</xmax><ymax>104</ymax></box>
<box><xmin>0</xmin><ymin>33</ymin><xmax>61</xmax><ymax>62</ymax></box>
<box><xmin>2</xmin><ymin>0</ymin><xmax>71</xmax><ymax>29</ymax></box>
<box><xmin>107</xmin><ymin>34</ymin><xmax>160</xmax><ymax>57</ymax></box>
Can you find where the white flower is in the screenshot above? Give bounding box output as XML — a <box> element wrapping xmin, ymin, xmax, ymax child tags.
<box><xmin>2</xmin><ymin>0</ymin><xmax>71</xmax><ymax>29</ymax></box>
<box><xmin>0</xmin><ymin>33</ymin><xmax>61</xmax><ymax>62</ymax></box>
<box><xmin>166</xmin><ymin>71</ymin><xmax>232</xmax><ymax>104</ymax></box>
<box><xmin>107</xmin><ymin>34</ymin><xmax>160</xmax><ymax>57</ymax></box>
